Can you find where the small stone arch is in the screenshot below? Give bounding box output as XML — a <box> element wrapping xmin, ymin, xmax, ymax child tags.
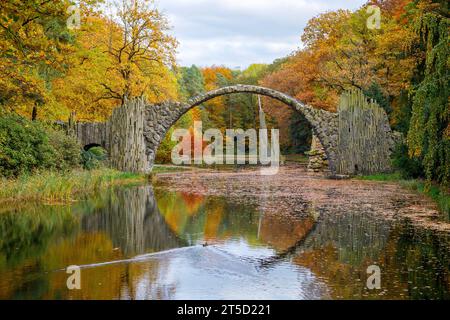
<box><xmin>83</xmin><ymin>143</ymin><xmax>102</xmax><ymax>151</ymax></box>
<box><xmin>71</xmin><ymin>122</ymin><xmax>110</xmax><ymax>152</ymax></box>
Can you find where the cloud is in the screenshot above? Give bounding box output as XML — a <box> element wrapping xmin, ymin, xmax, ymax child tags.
<box><xmin>156</xmin><ymin>0</ymin><xmax>367</xmax><ymax>68</ymax></box>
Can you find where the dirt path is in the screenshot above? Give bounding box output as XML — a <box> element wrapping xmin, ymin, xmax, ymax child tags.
<box><xmin>154</xmin><ymin>165</ymin><xmax>449</xmax><ymax>233</ymax></box>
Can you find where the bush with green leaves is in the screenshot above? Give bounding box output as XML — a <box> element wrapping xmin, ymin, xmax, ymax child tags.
<box><xmin>0</xmin><ymin>115</ymin><xmax>55</xmax><ymax>178</ymax></box>
<box><xmin>47</xmin><ymin>128</ymin><xmax>82</xmax><ymax>172</ymax></box>
<box><xmin>0</xmin><ymin>115</ymin><xmax>82</xmax><ymax>178</ymax></box>
<box><xmin>81</xmin><ymin>146</ymin><xmax>108</xmax><ymax>170</ymax></box>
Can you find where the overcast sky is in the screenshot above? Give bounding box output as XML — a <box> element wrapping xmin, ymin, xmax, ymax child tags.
<box><xmin>156</xmin><ymin>0</ymin><xmax>367</xmax><ymax>69</ymax></box>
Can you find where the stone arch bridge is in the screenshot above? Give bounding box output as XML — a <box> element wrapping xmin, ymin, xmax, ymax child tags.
<box><xmin>70</xmin><ymin>85</ymin><xmax>397</xmax><ymax>176</ymax></box>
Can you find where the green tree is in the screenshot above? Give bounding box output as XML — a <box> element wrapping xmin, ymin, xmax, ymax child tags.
<box><xmin>179</xmin><ymin>65</ymin><xmax>205</xmax><ymax>100</ymax></box>
<box><xmin>407</xmin><ymin>0</ymin><xmax>449</xmax><ymax>186</ymax></box>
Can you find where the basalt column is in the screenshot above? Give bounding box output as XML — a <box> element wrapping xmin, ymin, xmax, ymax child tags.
<box><xmin>108</xmin><ymin>97</ymin><xmax>151</xmax><ymax>174</ymax></box>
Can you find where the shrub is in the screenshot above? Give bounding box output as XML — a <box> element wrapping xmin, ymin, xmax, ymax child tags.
<box><xmin>46</xmin><ymin>128</ymin><xmax>82</xmax><ymax>172</ymax></box>
<box><xmin>81</xmin><ymin>146</ymin><xmax>108</xmax><ymax>170</ymax></box>
<box><xmin>0</xmin><ymin>115</ymin><xmax>82</xmax><ymax>178</ymax></box>
<box><xmin>0</xmin><ymin>115</ymin><xmax>56</xmax><ymax>178</ymax></box>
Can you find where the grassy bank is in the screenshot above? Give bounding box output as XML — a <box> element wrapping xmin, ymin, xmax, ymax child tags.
<box><xmin>151</xmin><ymin>165</ymin><xmax>192</xmax><ymax>174</ymax></box>
<box><xmin>358</xmin><ymin>173</ymin><xmax>449</xmax><ymax>219</ymax></box>
<box><xmin>0</xmin><ymin>169</ymin><xmax>148</xmax><ymax>204</ymax></box>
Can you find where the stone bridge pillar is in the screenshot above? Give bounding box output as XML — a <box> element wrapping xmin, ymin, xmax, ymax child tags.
<box><xmin>142</xmin><ymin>101</ymin><xmax>185</xmax><ymax>169</ymax></box>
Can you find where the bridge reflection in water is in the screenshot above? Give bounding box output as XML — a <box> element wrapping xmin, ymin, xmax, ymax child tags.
<box><xmin>0</xmin><ymin>185</ymin><xmax>448</xmax><ymax>299</ymax></box>
<box><xmin>81</xmin><ymin>186</ymin><xmax>186</xmax><ymax>256</ymax></box>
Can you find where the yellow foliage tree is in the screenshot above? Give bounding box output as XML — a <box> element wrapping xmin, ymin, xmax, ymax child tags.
<box><xmin>52</xmin><ymin>0</ymin><xmax>179</xmax><ymax>121</ymax></box>
<box><xmin>0</xmin><ymin>0</ymin><xmax>76</xmax><ymax>119</ymax></box>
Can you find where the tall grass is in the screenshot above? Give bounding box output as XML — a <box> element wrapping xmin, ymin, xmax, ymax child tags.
<box><xmin>0</xmin><ymin>169</ymin><xmax>147</xmax><ymax>203</ymax></box>
<box><xmin>357</xmin><ymin>172</ymin><xmax>404</xmax><ymax>181</ymax></box>
<box><xmin>151</xmin><ymin>165</ymin><xmax>191</xmax><ymax>174</ymax></box>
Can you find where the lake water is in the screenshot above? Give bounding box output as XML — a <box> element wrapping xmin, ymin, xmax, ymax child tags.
<box><xmin>0</xmin><ymin>184</ymin><xmax>449</xmax><ymax>299</ymax></box>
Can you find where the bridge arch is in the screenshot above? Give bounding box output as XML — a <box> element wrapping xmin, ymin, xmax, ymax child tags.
<box><xmin>188</xmin><ymin>85</ymin><xmax>317</xmax><ymax>111</ymax></box>
<box><xmin>144</xmin><ymin>85</ymin><xmax>339</xmax><ymax>173</ymax></box>
<box><xmin>72</xmin><ymin>85</ymin><xmax>396</xmax><ymax>176</ymax></box>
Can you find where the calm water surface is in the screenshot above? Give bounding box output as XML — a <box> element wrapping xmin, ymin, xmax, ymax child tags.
<box><xmin>0</xmin><ymin>184</ymin><xmax>449</xmax><ymax>299</ymax></box>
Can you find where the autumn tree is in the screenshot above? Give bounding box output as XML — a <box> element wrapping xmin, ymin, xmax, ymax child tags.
<box><xmin>0</xmin><ymin>0</ymin><xmax>77</xmax><ymax>119</ymax></box>
<box><xmin>260</xmin><ymin>2</ymin><xmax>422</xmax><ymax>154</ymax></box>
<box><xmin>201</xmin><ymin>66</ymin><xmax>233</xmax><ymax>131</ymax></box>
<box><xmin>100</xmin><ymin>0</ymin><xmax>177</xmax><ymax>104</ymax></box>
<box><xmin>51</xmin><ymin>0</ymin><xmax>178</xmax><ymax>121</ymax></box>
<box><xmin>51</xmin><ymin>15</ymin><xmax>121</xmax><ymax>121</ymax></box>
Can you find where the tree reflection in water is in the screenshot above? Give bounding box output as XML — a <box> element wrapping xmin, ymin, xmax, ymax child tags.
<box><xmin>0</xmin><ymin>184</ymin><xmax>448</xmax><ymax>299</ymax></box>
